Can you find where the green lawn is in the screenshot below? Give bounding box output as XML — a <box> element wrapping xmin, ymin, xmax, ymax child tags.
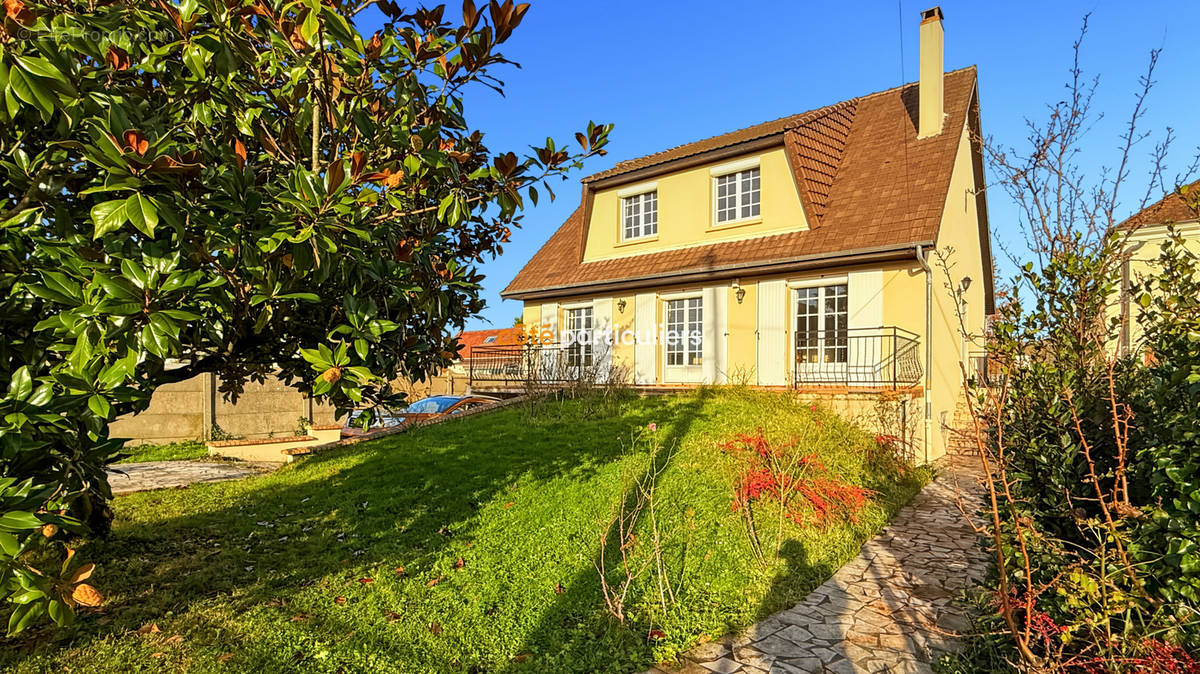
<box><xmin>3</xmin><ymin>389</ymin><xmax>928</xmax><ymax>673</ymax></box>
<box><xmin>114</xmin><ymin>440</ymin><xmax>209</xmax><ymax>464</ymax></box>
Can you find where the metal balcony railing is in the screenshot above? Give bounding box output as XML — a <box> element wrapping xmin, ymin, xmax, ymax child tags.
<box><xmin>467</xmin><ymin>343</ymin><xmax>581</xmax><ymax>388</ymax></box>
<box><xmin>967</xmin><ymin>350</ymin><xmax>1004</xmax><ymax>388</ymax></box>
<box><xmin>792</xmin><ymin>326</ymin><xmax>922</xmax><ymax>389</ymax></box>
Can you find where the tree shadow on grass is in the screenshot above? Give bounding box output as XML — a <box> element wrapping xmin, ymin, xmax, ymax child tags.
<box><xmin>0</xmin><ymin>392</ymin><xmax>678</xmax><ymax>672</ymax></box>
<box><xmin>506</xmin><ymin>389</ymin><xmax>714</xmax><ymax>673</ymax></box>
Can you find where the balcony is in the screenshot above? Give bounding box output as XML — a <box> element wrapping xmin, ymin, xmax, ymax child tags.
<box><xmin>792</xmin><ymin>326</ymin><xmax>922</xmax><ymax>389</ymax></box>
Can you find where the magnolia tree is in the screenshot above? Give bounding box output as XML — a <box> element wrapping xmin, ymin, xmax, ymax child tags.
<box><xmin>0</xmin><ymin>0</ymin><xmax>609</xmax><ymax>632</ymax></box>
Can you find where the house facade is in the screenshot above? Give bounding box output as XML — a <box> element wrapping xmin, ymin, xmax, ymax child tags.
<box><xmin>498</xmin><ymin>7</ymin><xmax>994</xmax><ymax>460</ymax></box>
<box><xmin>1117</xmin><ymin>182</ymin><xmax>1200</xmax><ymax>353</ymax></box>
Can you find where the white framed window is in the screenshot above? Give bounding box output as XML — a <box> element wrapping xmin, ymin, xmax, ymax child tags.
<box><xmin>565</xmin><ymin>306</ymin><xmax>593</xmax><ymax>367</ymax></box>
<box><xmin>665</xmin><ymin>297</ymin><xmax>703</xmax><ymax>367</ymax></box>
<box><xmin>714</xmin><ymin>168</ymin><xmax>760</xmax><ymax>225</ymax></box>
<box><xmin>622</xmin><ymin>191</ymin><xmax>658</xmax><ymax>241</ymax></box>
<box><xmin>794</xmin><ymin>284</ymin><xmax>848</xmax><ymax>366</ymax></box>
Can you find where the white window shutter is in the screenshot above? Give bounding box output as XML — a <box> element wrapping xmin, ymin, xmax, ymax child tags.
<box><xmin>592</xmin><ymin>298</ymin><xmax>613</xmax><ymax>382</ymax></box>
<box><xmin>702</xmin><ymin>286</ymin><xmax>727</xmax><ymax>384</ymax></box>
<box><xmin>539</xmin><ymin>302</ymin><xmax>559</xmax><ymax>376</ymax></box>
<box><xmin>847</xmin><ymin>270</ymin><xmax>883</xmax><ymax>329</ymax></box>
<box><xmin>847</xmin><ymin>270</ymin><xmax>883</xmax><ymax>384</ymax></box>
<box><xmin>756</xmin><ymin>280</ymin><xmax>787</xmax><ymax>386</ymax></box>
<box><xmin>539</xmin><ymin>302</ymin><xmax>558</xmax><ymax>334</ymax></box>
<box><xmin>634</xmin><ymin>293</ymin><xmax>656</xmax><ymax>385</ymax></box>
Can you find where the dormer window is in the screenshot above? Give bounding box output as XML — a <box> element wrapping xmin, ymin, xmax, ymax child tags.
<box><xmin>621</xmin><ymin>190</ymin><xmax>658</xmax><ymax>241</ymax></box>
<box><xmin>714</xmin><ymin>168</ymin><xmax>760</xmax><ymax>224</ymax></box>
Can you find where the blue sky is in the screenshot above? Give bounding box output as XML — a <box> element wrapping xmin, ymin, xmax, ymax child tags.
<box><xmin>357</xmin><ymin>1</ymin><xmax>1200</xmax><ymax>331</ymax></box>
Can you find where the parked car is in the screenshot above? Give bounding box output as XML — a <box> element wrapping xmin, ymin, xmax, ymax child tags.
<box><xmin>341</xmin><ymin>407</ymin><xmax>407</xmax><ymax>438</ymax></box>
<box><xmin>341</xmin><ymin>395</ymin><xmax>500</xmax><ymax>438</ymax></box>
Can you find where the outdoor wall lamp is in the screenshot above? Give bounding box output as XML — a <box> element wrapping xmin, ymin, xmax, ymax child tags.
<box><xmin>617</xmin><ymin>298</ymin><xmax>627</xmax><ymax>313</ymax></box>
<box><xmin>735</xmin><ymin>286</ymin><xmax>746</xmax><ymax>304</ymax></box>
<box><xmin>959</xmin><ymin>276</ymin><xmax>973</xmax><ymax>293</ymax></box>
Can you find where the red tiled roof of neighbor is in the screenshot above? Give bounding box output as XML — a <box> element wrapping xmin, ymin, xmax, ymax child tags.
<box><xmin>1119</xmin><ymin>180</ymin><xmax>1200</xmax><ymax>229</ymax></box>
<box><xmin>456</xmin><ymin>327</ymin><xmax>522</xmax><ymax>359</ymax></box>
<box><xmin>503</xmin><ymin>67</ymin><xmax>981</xmax><ymax>299</ymax></box>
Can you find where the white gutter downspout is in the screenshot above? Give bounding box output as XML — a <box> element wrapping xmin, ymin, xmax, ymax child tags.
<box><xmin>916</xmin><ymin>245</ymin><xmax>933</xmax><ymax>464</ymax></box>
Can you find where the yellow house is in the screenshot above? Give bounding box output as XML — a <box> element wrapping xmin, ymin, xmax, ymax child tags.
<box><xmin>1117</xmin><ymin>182</ymin><xmax>1200</xmax><ymax>353</ymax></box>
<box><xmin>495</xmin><ymin>7</ymin><xmax>994</xmax><ymax>460</ymax></box>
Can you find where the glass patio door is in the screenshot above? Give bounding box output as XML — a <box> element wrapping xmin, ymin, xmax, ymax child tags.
<box><xmin>794</xmin><ymin>284</ymin><xmax>848</xmax><ymax>382</ymax></box>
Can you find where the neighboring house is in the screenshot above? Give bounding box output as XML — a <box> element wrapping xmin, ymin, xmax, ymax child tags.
<box><xmin>495</xmin><ymin>7</ymin><xmax>994</xmax><ymax>460</ymax></box>
<box><xmin>1116</xmin><ymin>182</ymin><xmax>1200</xmax><ymax>353</ymax></box>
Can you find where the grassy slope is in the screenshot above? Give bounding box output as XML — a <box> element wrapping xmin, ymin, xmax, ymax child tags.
<box><xmin>113</xmin><ymin>441</ymin><xmax>208</xmax><ymax>464</ymax></box>
<box><xmin>4</xmin><ymin>389</ymin><xmax>927</xmax><ymax>673</ymax></box>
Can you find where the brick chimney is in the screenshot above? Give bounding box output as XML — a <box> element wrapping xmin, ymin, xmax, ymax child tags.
<box><xmin>918</xmin><ymin>6</ymin><xmax>945</xmax><ymax>138</ymax></box>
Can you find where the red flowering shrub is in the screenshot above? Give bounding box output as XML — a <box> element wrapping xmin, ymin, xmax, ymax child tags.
<box><xmin>721</xmin><ymin>429</ymin><xmax>873</xmax><ymax>528</ymax></box>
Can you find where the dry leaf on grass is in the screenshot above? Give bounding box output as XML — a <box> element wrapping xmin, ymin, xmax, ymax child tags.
<box><xmin>358</xmin><ymin>578</ymin><xmax>373</xmax><ymax>584</ymax></box>
<box><xmin>218</xmin><ymin>653</ymin><xmax>234</xmax><ymax>663</ymax></box>
<box><xmin>71</xmin><ymin>583</ymin><xmax>104</xmax><ymax>607</ymax></box>
<box><xmin>164</xmin><ymin>634</ymin><xmax>183</xmax><ymax>646</ymax></box>
<box><xmin>334</xmin><ymin>596</ymin><xmax>346</xmax><ymax>606</ymax></box>
<box><xmin>137</xmin><ymin>622</ymin><xmax>161</xmax><ymax>635</ymax></box>
<box><xmin>383</xmin><ymin>610</ymin><xmax>402</xmax><ymax>622</ymax></box>
<box><xmin>429</xmin><ymin>621</ymin><xmax>442</xmax><ymax>635</ymax></box>
<box><xmin>290</xmin><ymin>614</ymin><xmax>310</xmax><ymax>622</ymax></box>
<box><xmin>454</xmin><ymin>557</ymin><xmax>464</xmax><ymax>570</ymax></box>
<box><xmin>425</xmin><ymin>576</ymin><xmax>443</xmax><ymax>587</ymax></box>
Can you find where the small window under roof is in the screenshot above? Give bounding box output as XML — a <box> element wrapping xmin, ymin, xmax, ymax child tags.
<box><xmin>483</xmin><ymin>336</ymin><xmax>497</xmax><ymax>343</ymax></box>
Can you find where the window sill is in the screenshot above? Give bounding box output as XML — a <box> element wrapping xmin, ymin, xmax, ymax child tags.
<box><xmin>709</xmin><ymin>216</ymin><xmax>762</xmax><ymax>231</ymax></box>
<box><xmin>615</xmin><ymin>235</ymin><xmax>659</xmax><ymax>248</ymax></box>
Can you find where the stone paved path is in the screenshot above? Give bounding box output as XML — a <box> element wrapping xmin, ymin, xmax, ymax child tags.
<box><xmin>653</xmin><ymin>457</ymin><xmax>988</xmax><ymax>674</ymax></box>
<box><xmin>108</xmin><ymin>461</ymin><xmax>268</xmax><ymax>495</ymax></box>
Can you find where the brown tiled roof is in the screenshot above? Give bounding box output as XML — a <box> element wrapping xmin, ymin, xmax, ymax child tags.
<box><xmin>786</xmin><ymin>103</ymin><xmax>858</xmax><ymax>224</ymax></box>
<box><xmin>1119</xmin><ymin>181</ymin><xmax>1200</xmax><ymax>229</ymax></box>
<box><xmin>504</xmin><ymin>68</ymin><xmax>979</xmax><ymax>298</ymax></box>
<box><xmin>456</xmin><ymin>327</ymin><xmax>522</xmax><ymax>359</ymax></box>
<box><xmin>582</xmin><ymin>100</ymin><xmax>859</xmax><ymax>184</ymax></box>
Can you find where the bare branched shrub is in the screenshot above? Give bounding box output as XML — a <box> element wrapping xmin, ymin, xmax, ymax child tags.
<box><xmin>595</xmin><ymin>426</ymin><xmax>678</xmax><ymax>623</ymax></box>
<box><xmin>944</xmin><ymin>17</ymin><xmax>1200</xmax><ymax>672</ymax></box>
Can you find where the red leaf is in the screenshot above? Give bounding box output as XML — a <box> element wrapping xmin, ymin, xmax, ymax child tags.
<box><xmin>453</xmin><ymin>557</ymin><xmax>464</xmax><ymax>570</ymax></box>
<box><xmin>393</xmin><ymin>566</ymin><xmax>406</xmax><ymax>576</ymax></box>
<box><xmin>3</xmin><ymin>0</ymin><xmax>33</xmax><ymax>25</ymax></box>
<box><xmin>106</xmin><ymin>46</ymin><xmax>131</xmax><ymax>71</ymax></box>
<box><xmin>648</xmin><ymin>629</ymin><xmax>666</xmax><ymax>640</ymax></box>
<box><xmin>122</xmin><ymin>130</ymin><xmax>148</xmax><ymax>156</ymax></box>
<box><xmin>426</xmin><ymin>576</ymin><xmax>443</xmax><ymax>587</ymax></box>
<box><xmin>232</xmin><ymin>139</ymin><xmax>247</xmax><ymax>169</ymax></box>
<box><xmin>358</xmin><ymin>578</ymin><xmax>373</xmax><ymax>584</ymax></box>
<box><xmin>351</xmin><ymin>151</ymin><xmax>367</xmax><ymax>178</ymax></box>
<box><xmin>334</xmin><ymin>596</ymin><xmax>346</xmax><ymax>605</ymax></box>
<box><xmin>365</xmin><ymin>32</ymin><xmax>383</xmax><ymax>59</ymax></box>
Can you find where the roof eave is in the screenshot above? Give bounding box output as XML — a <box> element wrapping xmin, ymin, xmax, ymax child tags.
<box><xmin>581</xmin><ymin>134</ymin><xmax>787</xmax><ymax>191</ymax></box>
<box><xmin>501</xmin><ymin>241</ymin><xmax>930</xmax><ymax>302</ymax></box>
